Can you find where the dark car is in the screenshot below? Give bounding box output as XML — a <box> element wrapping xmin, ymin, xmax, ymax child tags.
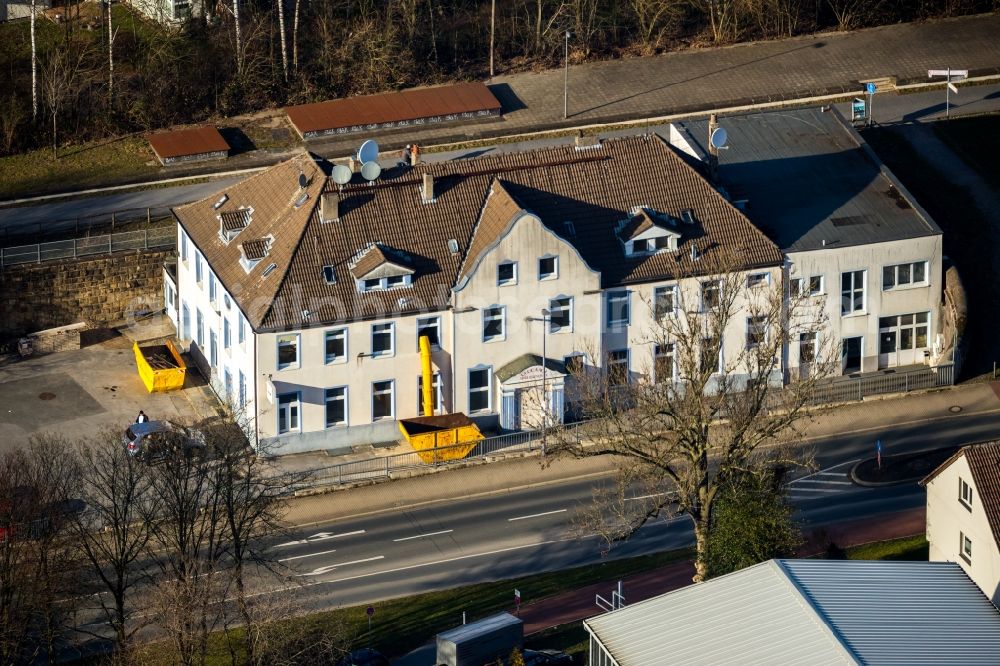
<box><xmin>122</xmin><ymin>420</ymin><xmax>206</xmax><ymax>462</ymax></box>
<box><xmin>523</xmin><ymin>649</ymin><xmax>573</xmax><ymax>666</ymax></box>
<box><xmin>0</xmin><ymin>486</ymin><xmax>86</xmax><ymax>542</ymax></box>
<box><xmin>335</xmin><ymin>648</ymin><xmax>389</xmax><ymax>666</ymax></box>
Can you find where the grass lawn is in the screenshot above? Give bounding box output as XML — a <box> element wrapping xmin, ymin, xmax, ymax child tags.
<box><xmin>844</xmin><ymin>534</ymin><xmax>929</xmax><ymax>561</ymax></box>
<box><xmin>0</xmin><ymin>136</ymin><xmax>158</xmax><ymax>200</ymax></box>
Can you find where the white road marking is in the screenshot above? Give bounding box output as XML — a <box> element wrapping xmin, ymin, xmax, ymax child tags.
<box><xmin>278</xmin><ymin>547</ymin><xmax>339</xmax><ymax>562</ymax></box>
<box><xmin>788</xmin><ymin>488</ymin><xmax>846</xmax><ymax>494</ymax></box>
<box><xmin>302</xmin><ymin>555</ymin><xmax>385</xmax><ymax>576</ymax></box>
<box><xmin>508</xmin><ymin>509</ymin><xmax>567</xmax><ymax>522</ymax></box>
<box><xmin>625</xmin><ymin>493</ymin><xmax>670</xmax><ymax>502</ymax></box>
<box><xmin>393</xmin><ymin>529</ymin><xmax>454</xmax><ymax>542</ymax></box>
<box><xmin>275</xmin><ymin>529</ymin><xmax>366</xmax><ymax>548</ymax></box>
<box><xmin>792</xmin><ymin>479</ymin><xmax>852</xmax><ymax>486</ymax></box>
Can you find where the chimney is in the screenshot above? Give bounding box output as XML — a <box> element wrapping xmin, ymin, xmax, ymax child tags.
<box><xmin>320</xmin><ymin>192</ymin><xmax>339</xmax><ymax>223</ymax></box>
<box><xmin>422</xmin><ymin>173</ymin><xmax>435</xmax><ymax>203</ymax></box>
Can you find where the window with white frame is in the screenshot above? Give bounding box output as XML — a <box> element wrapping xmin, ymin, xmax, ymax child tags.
<box><xmin>789</xmin><ymin>277</ymin><xmax>804</xmax><ymax>297</ymax></box>
<box><xmin>417</xmin><ymin>316</ymin><xmax>441</xmax><ymax>349</ymax></box>
<box><xmin>606</xmin><ymin>291</ymin><xmax>630</xmax><ymax>329</ymax></box>
<box><xmin>701</xmin><ymin>280</ymin><xmax>721</xmax><ymax>310</ymax></box>
<box><xmin>882</xmin><ymin>261</ymin><xmax>928</xmax><ymax>290</ymax></box>
<box><xmin>325</xmin><ymin>328</ymin><xmax>347</xmax><ymax>364</ymax></box>
<box><xmin>223</xmin><ymin>369</ymin><xmax>232</xmax><ymax>401</ymax></box>
<box><xmin>960</xmin><ymin>531</ymin><xmax>973</xmax><ymax>562</ymax></box>
<box><xmin>841</xmin><ymin>270</ymin><xmax>866</xmax><ymax>315</ymax></box>
<box><xmin>323</xmin><ymin>265</ymin><xmax>337</xmax><ymax>284</ymax></box>
<box><xmin>808</xmin><ymin>275</ymin><xmax>824</xmax><ymax>295</ymax></box>
<box><xmin>654</xmin><ymin>286</ymin><xmax>676</xmax><ymax>319</ymax></box>
<box><xmin>549</xmin><ymin>297</ymin><xmax>572</xmax><ymax>333</ymax></box>
<box><xmin>238</xmin><ymin>315</ymin><xmax>245</xmax><ymax>344</ymax></box>
<box><xmin>654</xmin><ymin>343</ymin><xmax>675</xmax><ymax>382</ymax></box>
<box><xmin>497</xmin><ymin>261</ymin><xmax>517</xmax><ymax>286</ymax></box>
<box><xmin>276</xmin><ymin>334</ymin><xmax>299</xmax><ymax>370</ymax></box>
<box><xmin>372</xmin><ymin>380</ymin><xmax>395</xmax><ymax>420</ymax></box>
<box><xmin>417</xmin><ymin>373</ymin><xmax>444</xmax><ymax>416</ymax></box>
<box><xmin>180</xmin><ymin>230</ymin><xmax>189</xmax><ymax>262</ymax></box>
<box><xmin>959</xmin><ymin>477</ymin><xmax>974</xmax><ymax>509</ymax></box>
<box><xmin>325</xmin><ymin>387</ymin><xmax>347</xmax><ymax>427</ymax></box>
<box><xmin>195</xmin><ymin>308</ymin><xmax>204</xmax><ymax>346</ymax></box>
<box><xmin>371</xmin><ymin>323</ymin><xmax>394</xmax><ymax>357</ymax></box>
<box><xmin>799</xmin><ymin>332</ymin><xmax>817</xmax><ymax>364</ymax></box>
<box><xmin>607</xmin><ymin>349</ymin><xmax>629</xmax><ymax>385</ymax></box>
<box><xmin>238</xmin><ymin>370</ymin><xmax>246</xmax><ymax>407</ymax></box>
<box><xmin>747</xmin><ymin>273</ymin><xmax>769</xmax><ymax>288</ymax></box>
<box><xmin>386</xmin><ymin>274</ymin><xmax>408</xmax><ymax>289</ymax></box>
<box><xmin>195</xmin><ymin>251</ymin><xmax>204</xmax><ymax>284</ymax></box>
<box><xmin>468</xmin><ymin>367</ymin><xmax>492</xmax><ymax>412</ymax></box>
<box><xmin>878</xmin><ymin>312</ymin><xmax>930</xmax><ymax>354</ymax></box>
<box><xmin>277</xmin><ymin>393</ymin><xmax>300</xmax><ymax>434</ymax></box>
<box><xmin>746</xmin><ymin>316</ymin><xmax>768</xmax><ymax>348</ymax></box>
<box><xmin>700</xmin><ymin>337</ymin><xmax>722</xmax><ymax>374</ymax></box>
<box><xmin>182</xmin><ymin>304</ymin><xmax>191</xmax><ymax>340</ymax></box>
<box><xmin>564</xmin><ymin>353</ymin><xmax>585</xmax><ymax>375</ymax></box>
<box><xmin>538</xmin><ymin>256</ymin><xmax>558</xmax><ymax>280</ymax></box>
<box><xmin>223</xmin><ymin>318</ymin><xmax>231</xmax><ymax>350</ymax></box>
<box><xmin>209</xmin><ymin>272</ymin><xmax>217</xmax><ymax>303</ymax></box>
<box><xmin>482</xmin><ymin>306</ymin><xmax>505</xmax><ymax>342</ymax></box>
<box><xmin>209</xmin><ymin>330</ymin><xmax>218</xmax><ymax>367</ymax></box>
<box><xmin>359</xmin><ymin>274</ymin><xmax>412</xmax><ymax>292</ymax></box>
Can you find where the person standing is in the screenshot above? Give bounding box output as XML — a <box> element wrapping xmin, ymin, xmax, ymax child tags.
<box><xmin>135</xmin><ymin>410</ymin><xmax>148</xmax><ymax>424</ymax></box>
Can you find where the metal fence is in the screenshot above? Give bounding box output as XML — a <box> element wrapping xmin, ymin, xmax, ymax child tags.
<box><xmin>0</xmin><ymin>227</ymin><xmax>175</xmax><ymax>267</ymax></box>
<box><xmin>1</xmin><ymin>205</ymin><xmax>174</xmax><ymax>246</ymax></box>
<box><xmin>298</xmin><ymin>363</ymin><xmax>955</xmax><ymax>491</ymax></box>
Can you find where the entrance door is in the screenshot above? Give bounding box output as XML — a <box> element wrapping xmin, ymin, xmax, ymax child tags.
<box><xmin>842</xmin><ymin>337</ymin><xmax>863</xmax><ymax>375</ymax></box>
<box><xmin>500</xmin><ymin>391</ymin><xmax>519</xmax><ymax>430</ymax></box>
<box><xmin>878</xmin><ymin>330</ymin><xmax>897</xmax><ymax>369</ymax></box>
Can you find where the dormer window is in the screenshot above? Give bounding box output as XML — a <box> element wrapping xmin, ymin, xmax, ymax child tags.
<box><xmin>349</xmin><ymin>242</ymin><xmax>415</xmax><ymax>293</ymax></box>
<box><xmin>616</xmin><ymin>207</ymin><xmax>681</xmax><ymax>257</ymax></box>
<box><xmin>218</xmin><ymin>207</ymin><xmax>254</xmax><ymax>243</ymax></box>
<box><xmin>238</xmin><ymin>235</ymin><xmax>272</xmax><ymax>273</ymax></box>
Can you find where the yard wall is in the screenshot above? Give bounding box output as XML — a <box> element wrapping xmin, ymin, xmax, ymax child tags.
<box><xmin>0</xmin><ymin>250</ymin><xmax>171</xmax><ymax>337</ymax></box>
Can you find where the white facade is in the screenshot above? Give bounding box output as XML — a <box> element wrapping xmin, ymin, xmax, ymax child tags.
<box><xmin>925</xmin><ymin>453</ymin><xmax>1000</xmax><ymax>604</ymax></box>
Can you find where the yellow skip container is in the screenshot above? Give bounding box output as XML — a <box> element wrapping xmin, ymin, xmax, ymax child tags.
<box><xmin>133</xmin><ymin>340</ymin><xmax>187</xmax><ymax>393</ymax></box>
<box><xmin>398</xmin><ymin>413</ymin><xmax>484</xmax><ymax>463</ymax></box>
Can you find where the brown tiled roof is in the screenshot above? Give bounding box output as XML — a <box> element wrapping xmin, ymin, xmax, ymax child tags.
<box><xmin>923</xmin><ymin>442</ymin><xmax>1000</xmax><ymax>545</ymax></box>
<box><xmin>173</xmin><ymin>152</ymin><xmax>326</xmax><ymax>329</ymax></box>
<box><xmin>458</xmin><ymin>180</ymin><xmax>525</xmax><ymax>285</ymax></box>
<box><xmin>284</xmin><ymin>82</ymin><xmax>501</xmax><ymax>136</ymax></box>
<box><xmin>178</xmin><ymin>135</ymin><xmax>781</xmax><ymax>332</ymax></box>
<box><xmin>349</xmin><ymin>244</ymin><xmax>413</xmax><ymax>280</ymax></box>
<box><xmin>221</xmin><ymin>208</ymin><xmax>252</xmax><ymax>232</ymax></box>
<box><xmin>147</xmin><ymin>125</ymin><xmax>229</xmax><ymax>159</ymax></box>
<box><xmin>241</xmin><ymin>238</ymin><xmax>271</xmax><ymax>261</ymax></box>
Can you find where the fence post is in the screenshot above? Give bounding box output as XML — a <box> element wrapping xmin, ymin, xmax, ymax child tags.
<box><xmin>905</xmin><ymin>374</ymin><xmax>909</xmax><ymax>393</ymax></box>
<box><xmin>108</xmin><ymin>234</ymin><xmax>113</xmax><ymax>255</ymax></box>
<box><xmin>339</xmin><ymin>465</ymin><xmax>342</xmax><ymax>486</ymax></box>
<box><xmin>385</xmin><ymin>456</ymin><xmax>390</xmax><ymax>477</ymax></box>
<box><xmin>144</xmin><ymin>230</ymin><xmax>148</xmax><ymax>250</ymax></box>
<box><xmin>73</xmin><ymin>238</ymin><xmax>78</xmax><ymax>259</ymax></box>
<box><xmin>147</xmin><ymin>208</ymin><xmax>151</xmax><ymax>225</ymax></box>
<box><xmin>857</xmin><ymin>382</ymin><xmax>862</xmax><ymax>402</ymax></box>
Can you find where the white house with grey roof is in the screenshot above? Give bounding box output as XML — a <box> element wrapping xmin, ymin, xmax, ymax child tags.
<box><xmin>678</xmin><ymin>108</ymin><xmax>946</xmax><ymax>379</ymax></box>
<box><xmin>584</xmin><ymin>559</ymin><xmax>1000</xmax><ymax>666</ymax></box>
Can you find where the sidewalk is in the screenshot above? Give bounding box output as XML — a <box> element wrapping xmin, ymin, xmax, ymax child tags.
<box><xmin>517</xmin><ymin>507</ymin><xmax>925</xmax><ymax>635</ymax></box>
<box><xmin>5</xmin><ymin>14</ymin><xmax>999</xmax><ymax>201</ymax></box>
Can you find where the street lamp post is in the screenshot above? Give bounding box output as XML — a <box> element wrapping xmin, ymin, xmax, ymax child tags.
<box><xmin>563</xmin><ymin>31</ymin><xmax>570</xmax><ymax>120</ymax></box>
<box><xmin>526</xmin><ymin>308</ymin><xmax>551</xmax><ymax>455</ymax></box>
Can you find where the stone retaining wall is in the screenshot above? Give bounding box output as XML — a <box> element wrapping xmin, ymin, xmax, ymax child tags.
<box><xmin>0</xmin><ymin>249</ymin><xmax>172</xmax><ymax>337</ymax></box>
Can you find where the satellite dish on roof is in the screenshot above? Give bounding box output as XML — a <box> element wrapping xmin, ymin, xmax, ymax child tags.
<box><xmin>298</xmin><ymin>172</ymin><xmax>308</xmax><ymax>189</ymax></box>
<box><xmin>361</xmin><ymin>161</ymin><xmax>382</xmax><ymax>182</ymax></box>
<box><xmin>710</xmin><ymin>127</ymin><xmax>729</xmax><ymax>150</ymax></box>
<box><xmin>358</xmin><ymin>139</ymin><xmax>379</xmax><ymax>164</ymax></box>
<box><xmin>332</xmin><ymin>164</ymin><xmax>353</xmax><ymax>186</ymax></box>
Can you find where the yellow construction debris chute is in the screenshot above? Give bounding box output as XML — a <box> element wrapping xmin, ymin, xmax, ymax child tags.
<box><xmin>398</xmin><ymin>335</ymin><xmax>484</xmax><ymax>463</ymax></box>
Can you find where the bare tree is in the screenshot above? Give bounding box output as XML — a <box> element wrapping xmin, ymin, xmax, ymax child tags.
<box><xmin>234</xmin><ymin>0</ymin><xmax>243</xmax><ymax>76</ymax></box>
<box><xmin>826</xmin><ymin>0</ymin><xmax>883</xmax><ymax>30</ymax></box>
<box><xmin>72</xmin><ymin>429</ymin><xmax>155</xmax><ymax>649</ymax></box>
<box><xmin>29</xmin><ymin>0</ymin><xmax>38</xmax><ymax>120</ymax></box>
<box><xmin>628</xmin><ymin>0</ymin><xmax>684</xmax><ymax>48</ymax></box>
<box><xmin>41</xmin><ymin>42</ymin><xmax>91</xmax><ymax>155</ymax></box>
<box><xmin>553</xmin><ymin>249</ymin><xmax>833</xmax><ymax>581</ymax></box>
<box><xmin>276</xmin><ymin>0</ymin><xmax>289</xmax><ymax>82</ymax></box>
<box><xmin>0</xmin><ymin>95</ymin><xmax>27</xmax><ymax>155</ymax></box>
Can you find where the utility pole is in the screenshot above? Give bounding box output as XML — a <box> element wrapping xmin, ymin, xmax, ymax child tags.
<box><xmin>563</xmin><ymin>31</ymin><xmax>570</xmax><ymax>119</ymax></box>
<box><xmin>489</xmin><ymin>0</ymin><xmax>495</xmax><ymax>78</ymax></box>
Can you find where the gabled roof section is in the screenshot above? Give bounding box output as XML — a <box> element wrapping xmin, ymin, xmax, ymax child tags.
<box><xmin>240</xmin><ymin>237</ymin><xmax>271</xmax><ymax>261</ymax></box>
<box><xmin>349</xmin><ymin>243</ymin><xmax>415</xmax><ymax>281</ymax></box>
<box><xmin>922</xmin><ymin>441</ymin><xmax>1000</xmax><ymax>545</ymax></box>
<box><xmin>457</xmin><ymin>179</ymin><xmax>526</xmax><ymax>286</ymax></box>
<box><xmin>173</xmin><ymin>152</ymin><xmax>326</xmax><ymax>329</ymax></box>
<box><xmin>585</xmin><ymin>559</ymin><xmax>1000</xmax><ymax>666</ymax></box>
<box><xmin>618</xmin><ymin>208</ymin><xmax>669</xmax><ymax>240</ymax></box>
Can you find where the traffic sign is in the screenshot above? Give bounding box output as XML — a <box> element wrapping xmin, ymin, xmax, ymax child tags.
<box><xmin>865</xmin><ymin>82</ymin><xmax>877</xmax><ymax>95</ymax></box>
<box><xmin>947</xmin><ymin>82</ymin><xmax>959</xmax><ymax>94</ymax></box>
<box><xmin>366</xmin><ymin>605</ymin><xmax>374</xmax><ymax>617</ymax></box>
<box><xmin>928</xmin><ymin>69</ymin><xmax>968</xmax><ymax>78</ymax></box>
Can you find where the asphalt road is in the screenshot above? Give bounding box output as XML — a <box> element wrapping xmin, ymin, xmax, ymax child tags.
<box><xmin>3</xmin><ymin>83</ymin><xmax>998</xmax><ymax>242</ymax></box>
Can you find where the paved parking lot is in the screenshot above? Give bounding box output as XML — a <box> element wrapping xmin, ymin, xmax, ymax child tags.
<box><xmin>0</xmin><ymin>330</ymin><xmax>222</xmax><ymax>452</ymax></box>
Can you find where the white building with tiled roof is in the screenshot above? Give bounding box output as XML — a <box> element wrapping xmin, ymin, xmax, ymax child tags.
<box><xmin>168</xmin><ymin>136</ymin><xmax>792</xmax><ymax>453</ymax></box>
<box><xmin>922</xmin><ymin>441</ymin><xmax>1000</xmax><ymax>605</ymax></box>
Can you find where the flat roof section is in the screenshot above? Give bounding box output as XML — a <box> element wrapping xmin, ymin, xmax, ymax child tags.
<box><xmin>680</xmin><ymin>108</ymin><xmax>941</xmax><ymax>252</ymax></box>
<box><xmin>147</xmin><ymin>126</ymin><xmax>230</xmax><ymax>162</ymax></box>
<box><xmin>284</xmin><ymin>82</ymin><xmax>502</xmax><ymax>138</ymax></box>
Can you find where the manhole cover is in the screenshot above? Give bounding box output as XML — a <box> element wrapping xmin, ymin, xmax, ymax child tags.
<box><xmin>949</xmin><ymin>405</ymin><xmax>963</xmax><ymax>413</ymax></box>
<box><xmin>38</xmin><ymin>392</ymin><xmax>56</xmax><ymax>401</ymax></box>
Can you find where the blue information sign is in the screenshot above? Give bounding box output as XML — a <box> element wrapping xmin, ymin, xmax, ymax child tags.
<box><xmin>866</xmin><ymin>82</ymin><xmax>877</xmax><ymax>95</ymax></box>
